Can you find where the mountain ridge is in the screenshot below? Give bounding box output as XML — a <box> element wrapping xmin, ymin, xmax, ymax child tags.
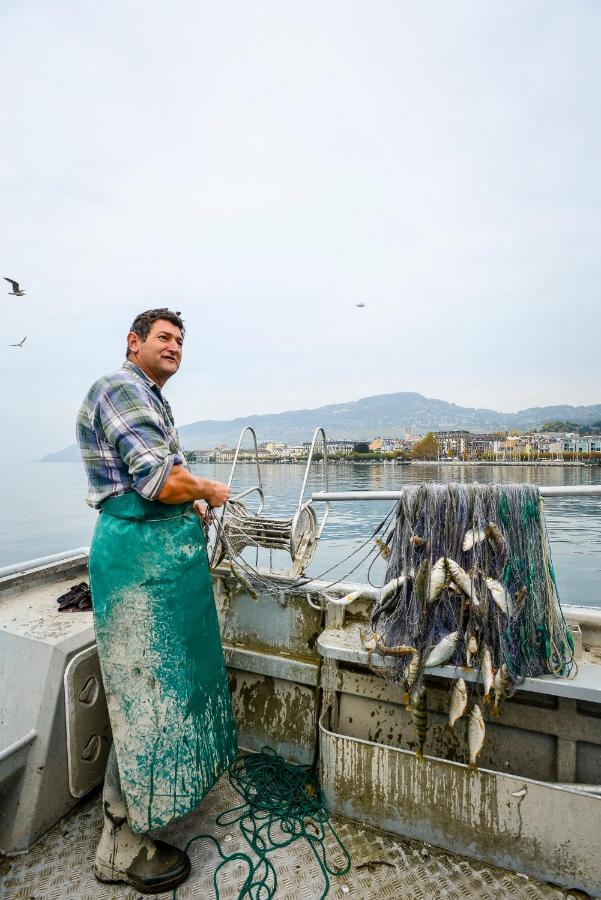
<box><xmin>41</xmin><ymin>391</ymin><xmax>601</xmax><ymax>462</ymax></box>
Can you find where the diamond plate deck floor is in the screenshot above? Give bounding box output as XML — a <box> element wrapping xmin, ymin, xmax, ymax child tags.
<box><xmin>1</xmin><ymin>775</ymin><xmax>572</xmax><ymax>900</ymax></box>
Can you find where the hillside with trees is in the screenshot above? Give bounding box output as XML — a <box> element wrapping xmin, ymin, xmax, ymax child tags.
<box><xmin>540</xmin><ymin>421</ymin><xmax>601</xmax><ymax>434</ymax></box>
<box><xmin>42</xmin><ymin>394</ymin><xmax>601</xmax><ymax>461</ymax></box>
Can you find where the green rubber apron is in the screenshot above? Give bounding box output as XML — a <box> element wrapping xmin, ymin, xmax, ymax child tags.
<box><xmin>89</xmin><ymin>491</ymin><xmax>237</xmax><ymax>833</ymax></box>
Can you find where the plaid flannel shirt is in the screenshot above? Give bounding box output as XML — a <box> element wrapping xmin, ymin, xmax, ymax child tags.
<box><xmin>76</xmin><ymin>361</ymin><xmax>187</xmax><ymax>508</ymax></box>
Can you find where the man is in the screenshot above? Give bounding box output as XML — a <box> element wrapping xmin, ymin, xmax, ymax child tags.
<box><xmin>77</xmin><ymin>308</ymin><xmax>237</xmax><ymax>893</ymax></box>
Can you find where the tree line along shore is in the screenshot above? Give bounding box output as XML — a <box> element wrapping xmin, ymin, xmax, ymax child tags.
<box><xmin>185</xmin><ymin>428</ymin><xmax>601</xmax><ymax>466</ymax></box>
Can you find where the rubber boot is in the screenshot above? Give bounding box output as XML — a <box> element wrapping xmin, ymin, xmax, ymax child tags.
<box><xmin>94</xmin><ymin>745</ymin><xmax>191</xmax><ymax>894</ymax></box>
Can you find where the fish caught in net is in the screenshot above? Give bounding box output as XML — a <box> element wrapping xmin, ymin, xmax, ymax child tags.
<box><xmin>366</xmin><ymin>483</ymin><xmax>576</xmax><ymax>731</ymax></box>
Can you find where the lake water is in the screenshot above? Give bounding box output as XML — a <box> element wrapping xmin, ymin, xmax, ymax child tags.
<box><xmin>2</xmin><ymin>461</ymin><xmax>600</xmax><ymax>607</ymax></box>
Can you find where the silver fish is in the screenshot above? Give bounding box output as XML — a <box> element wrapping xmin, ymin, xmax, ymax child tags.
<box><xmin>492</xmin><ymin>663</ymin><xmax>511</xmax><ymax>717</ymax></box>
<box><xmin>462</xmin><ymin>528</ymin><xmax>486</xmax><ymax>552</ymax></box>
<box><xmin>425</xmin><ymin>630</ymin><xmax>459</xmax><ymax>667</ymax></box>
<box><xmin>402</xmin><ymin>651</ymin><xmax>421</xmax><ymax>706</ymax></box>
<box><xmin>486</xmin><ymin>522</ymin><xmax>507</xmax><ymax>555</ymax></box>
<box><xmin>468</xmin><ymin>704</ymin><xmax>485</xmax><ymax>771</ymax></box>
<box><xmin>465</xmin><ymin>633</ymin><xmax>478</xmax><ymax>668</ymax></box>
<box><xmin>380</xmin><ymin>574</ymin><xmax>409</xmax><ymax>602</ymax></box>
<box><xmin>338</xmin><ymin>576</ymin><xmax>408</xmax><ymax>608</ymax></box>
<box><xmin>445</xmin><ymin>559</ymin><xmax>478</xmax><ymax>607</ymax></box>
<box><xmin>231</xmin><ymin>562</ymin><xmax>258</xmax><ymax>600</ymax></box>
<box><xmin>448</xmin><ymin>678</ymin><xmax>468</xmax><ymax>729</ymax></box>
<box><xmin>486</xmin><ymin>577</ymin><xmax>512</xmax><ymax>617</ymax></box>
<box><xmin>428</xmin><ymin>557</ymin><xmax>447</xmax><ymax>602</ymax></box>
<box><xmin>481</xmin><ymin>645</ymin><xmax>494</xmax><ymax>700</ymax></box>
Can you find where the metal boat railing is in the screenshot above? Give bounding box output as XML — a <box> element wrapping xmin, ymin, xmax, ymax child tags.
<box><xmin>0</xmin><ymin>548</ymin><xmax>90</xmax><ymax>579</ymax></box>
<box><xmin>311</xmin><ymin>485</ymin><xmax>601</xmax><ymax>501</ymax></box>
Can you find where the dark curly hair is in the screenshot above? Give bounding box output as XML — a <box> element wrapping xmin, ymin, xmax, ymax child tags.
<box><xmin>126</xmin><ymin>308</ymin><xmax>185</xmax><ymax>358</ymax></box>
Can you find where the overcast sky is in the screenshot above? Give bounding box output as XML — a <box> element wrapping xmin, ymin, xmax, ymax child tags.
<box><xmin>2</xmin><ymin>1</ymin><xmax>600</xmax><ymax>461</ymax></box>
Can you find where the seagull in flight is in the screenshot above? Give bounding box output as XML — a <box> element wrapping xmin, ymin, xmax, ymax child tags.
<box><xmin>4</xmin><ymin>277</ymin><xmax>26</xmax><ymax>296</ymax></box>
<box><xmin>9</xmin><ymin>336</ymin><xmax>27</xmax><ymax>348</ymax></box>
<box><xmin>355</xmin><ymin>302</ymin><xmax>366</xmax><ymax>308</ymax></box>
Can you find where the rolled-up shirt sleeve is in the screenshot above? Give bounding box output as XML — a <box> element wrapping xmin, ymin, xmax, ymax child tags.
<box><xmin>95</xmin><ymin>381</ymin><xmax>183</xmax><ymax>501</ymax></box>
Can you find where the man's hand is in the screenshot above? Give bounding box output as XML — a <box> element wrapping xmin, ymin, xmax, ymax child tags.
<box><xmin>157</xmin><ymin>465</ymin><xmax>231</xmax><ymax>506</ymax></box>
<box><xmin>193</xmin><ymin>500</ymin><xmax>211</xmax><ymax>523</ymax></box>
<box><xmin>202</xmin><ymin>480</ymin><xmax>230</xmax><ymax>508</ymax></box>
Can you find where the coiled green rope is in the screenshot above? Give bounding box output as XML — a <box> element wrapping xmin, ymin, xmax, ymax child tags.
<box><xmin>175</xmin><ymin>747</ymin><xmax>351</xmax><ymax>899</ymax></box>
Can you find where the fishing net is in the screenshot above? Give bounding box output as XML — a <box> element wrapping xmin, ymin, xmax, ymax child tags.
<box><xmin>369</xmin><ymin>483</ymin><xmax>575</xmax><ymax>702</ymax></box>
<box><xmin>174</xmin><ymin>747</ymin><xmax>351</xmax><ymax>899</ymax></box>
<box><xmin>209</xmin><ymin>498</ymin><xmax>398</xmax><ymax>604</ymax></box>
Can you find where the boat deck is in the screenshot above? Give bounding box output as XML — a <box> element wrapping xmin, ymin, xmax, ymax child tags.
<box><xmin>1</xmin><ymin>774</ymin><xmax>569</xmax><ymax>900</ymax></box>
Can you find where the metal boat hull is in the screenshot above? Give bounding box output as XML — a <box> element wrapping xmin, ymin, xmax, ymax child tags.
<box><xmin>3</xmin><ymin>550</ymin><xmax>601</xmax><ymax>894</ymax></box>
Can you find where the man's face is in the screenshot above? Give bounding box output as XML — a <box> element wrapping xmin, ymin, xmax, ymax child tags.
<box><xmin>127</xmin><ymin>319</ymin><xmax>183</xmax><ymax>386</ymax></box>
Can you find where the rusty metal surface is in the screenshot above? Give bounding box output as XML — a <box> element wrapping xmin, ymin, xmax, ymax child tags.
<box><xmin>214</xmin><ymin>575</ymin><xmax>322</xmax><ymax>661</ymax></box>
<box><xmin>1</xmin><ymin>775</ymin><xmax>567</xmax><ymax>900</ymax></box>
<box><xmin>320</xmin><ymin>714</ymin><xmax>601</xmax><ymax>897</ymax></box>
<box><xmin>227</xmin><ymin>670</ymin><xmax>318</xmax><ymax>765</ymax></box>
<box><xmin>332</xmin><ymin>668</ymin><xmax>601</xmax><ymax>783</ymax></box>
